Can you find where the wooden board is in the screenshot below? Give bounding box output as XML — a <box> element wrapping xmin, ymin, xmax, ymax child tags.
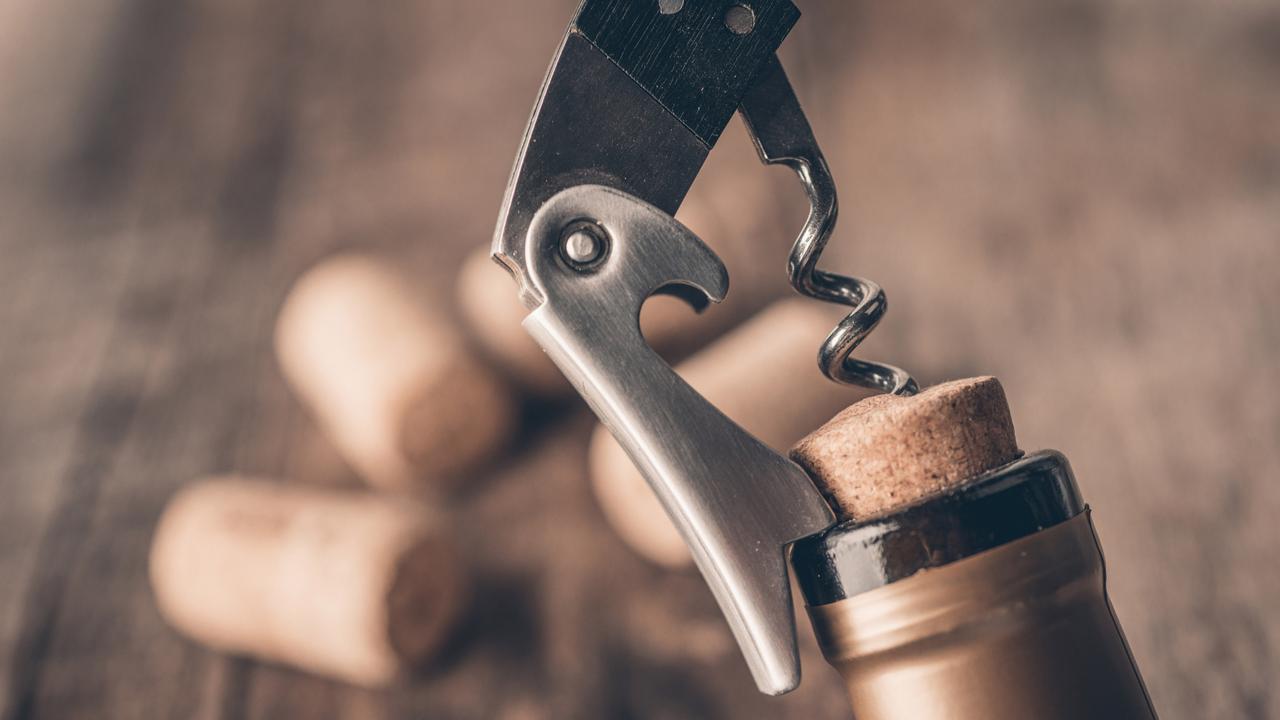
<box><xmin>0</xmin><ymin>0</ymin><xmax>1277</xmax><ymax>717</ymax></box>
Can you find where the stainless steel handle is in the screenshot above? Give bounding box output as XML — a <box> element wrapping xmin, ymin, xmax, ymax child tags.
<box><xmin>519</xmin><ymin>184</ymin><xmax>835</xmax><ymax>695</ymax></box>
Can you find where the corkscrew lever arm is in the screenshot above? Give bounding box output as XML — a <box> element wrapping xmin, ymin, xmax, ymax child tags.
<box><xmin>519</xmin><ymin>185</ymin><xmax>834</xmax><ymax>695</ymax></box>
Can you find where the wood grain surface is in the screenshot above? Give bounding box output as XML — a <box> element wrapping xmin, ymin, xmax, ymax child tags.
<box><xmin>1</xmin><ymin>0</ymin><xmax>1277</xmax><ymax>718</ymax></box>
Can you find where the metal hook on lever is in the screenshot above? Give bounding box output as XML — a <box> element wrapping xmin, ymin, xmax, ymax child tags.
<box><xmin>521</xmin><ymin>184</ymin><xmax>835</xmax><ymax>695</ymax></box>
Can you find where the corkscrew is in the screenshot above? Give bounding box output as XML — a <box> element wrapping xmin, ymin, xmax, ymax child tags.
<box><xmin>740</xmin><ymin>55</ymin><xmax>919</xmax><ymax>397</ymax></box>
<box><xmin>492</xmin><ymin>0</ymin><xmax>910</xmax><ymax>695</ymax></box>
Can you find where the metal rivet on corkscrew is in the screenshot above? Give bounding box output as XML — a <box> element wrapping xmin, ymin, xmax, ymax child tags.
<box><xmin>724</xmin><ymin>4</ymin><xmax>756</xmax><ymax>35</ymax></box>
<box><xmin>658</xmin><ymin>0</ymin><xmax>685</xmax><ymax>15</ymax></box>
<box><xmin>558</xmin><ymin>221</ymin><xmax>609</xmax><ymax>271</ymax></box>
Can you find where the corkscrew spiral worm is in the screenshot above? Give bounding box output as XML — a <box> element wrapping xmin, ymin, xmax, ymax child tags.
<box><xmin>742</xmin><ymin>57</ymin><xmax>917</xmax><ymax>397</ymax></box>
<box><xmin>785</xmin><ymin>154</ymin><xmax>918</xmax><ymax>396</ymax></box>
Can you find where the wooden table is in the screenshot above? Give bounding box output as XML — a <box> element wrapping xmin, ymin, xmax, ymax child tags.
<box><xmin>2</xmin><ymin>0</ymin><xmax>1277</xmax><ymax>717</ymax></box>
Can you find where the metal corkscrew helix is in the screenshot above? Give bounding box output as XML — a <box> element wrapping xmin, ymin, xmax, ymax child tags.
<box><xmin>492</xmin><ymin>0</ymin><xmax>910</xmax><ymax>696</ymax></box>
<box><xmin>740</xmin><ymin>56</ymin><xmax>918</xmax><ymax>397</ymax></box>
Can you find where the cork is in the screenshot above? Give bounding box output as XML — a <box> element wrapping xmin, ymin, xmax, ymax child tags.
<box><xmin>455</xmin><ymin>248</ymin><xmax>569</xmax><ymax>396</ymax></box>
<box><xmin>275</xmin><ymin>254</ymin><xmax>515</xmax><ymax>492</ymax></box>
<box><xmin>590</xmin><ymin>299</ymin><xmax>866</xmax><ymax>567</ymax></box>
<box><xmin>149</xmin><ymin>477</ymin><xmax>465</xmax><ymax>686</ymax></box>
<box><xmin>790</xmin><ymin>376</ymin><xmax>1018</xmax><ymax>521</ymax></box>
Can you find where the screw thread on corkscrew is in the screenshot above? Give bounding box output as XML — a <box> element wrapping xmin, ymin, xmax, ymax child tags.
<box><xmin>741</xmin><ymin>56</ymin><xmax>917</xmax><ymax>397</ymax></box>
<box><xmin>785</xmin><ymin>157</ymin><xmax>918</xmax><ymax>397</ymax></box>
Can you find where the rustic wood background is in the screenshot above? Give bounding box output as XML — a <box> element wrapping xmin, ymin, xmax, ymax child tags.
<box><xmin>1</xmin><ymin>0</ymin><xmax>1277</xmax><ymax>718</ymax></box>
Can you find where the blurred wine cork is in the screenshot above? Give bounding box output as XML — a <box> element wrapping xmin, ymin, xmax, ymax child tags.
<box><xmin>589</xmin><ymin>299</ymin><xmax>865</xmax><ymax>568</ymax></box>
<box><xmin>456</xmin><ymin>249</ymin><xmax>566</xmax><ymax>395</ymax></box>
<box><xmin>149</xmin><ymin>478</ymin><xmax>464</xmax><ymax>686</ymax></box>
<box><xmin>458</xmin><ymin>181</ymin><xmax>781</xmax><ymax>397</ymax></box>
<box><xmin>790</xmin><ymin>376</ymin><xmax>1018</xmax><ymax>521</ymax></box>
<box><xmin>276</xmin><ymin>254</ymin><xmax>514</xmax><ymax>492</ymax></box>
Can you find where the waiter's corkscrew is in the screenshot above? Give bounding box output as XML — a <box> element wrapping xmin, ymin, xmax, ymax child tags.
<box><xmin>491</xmin><ymin>0</ymin><xmax>909</xmax><ymax>694</ymax></box>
